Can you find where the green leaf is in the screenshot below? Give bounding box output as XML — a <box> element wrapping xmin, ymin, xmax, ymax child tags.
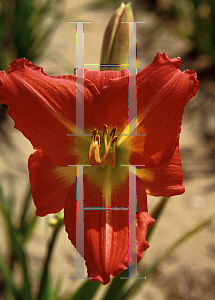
<box><xmin>0</xmin><ymin>249</ymin><xmax>19</xmax><ymax>298</ymax></box>
<box><xmin>38</xmin><ymin>221</ymin><xmax>63</xmax><ymax>300</ymax></box>
<box><xmin>8</xmin><ymin>221</ymin><xmax>32</xmax><ymax>299</ymax></box>
<box><xmin>18</xmin><ymin>184</ymin><xmax>37</xmax><ymax>242</ymax></box>
<box><xmin>19</xmin><ymin>184</ymin><xmax>32</xmax><ymax>230</ymax></box>
<box><xmin>23</xmin><ymin>213</ymin><xmax>37</xmax><ymax>242</ymax></box>
<box><xmin>101</xmin><ymin>269</ymin><xmax>129</xmax><ymax>300</ymax></box>
<box><xmin>69</xmin><ymin>280</ymin><xmax>100</xmax><ymax>300</ymax></box>
<box><xmin>0</xmin><ymin>183</ymin><xmax>32</xmax><ymax>300</ymax></box>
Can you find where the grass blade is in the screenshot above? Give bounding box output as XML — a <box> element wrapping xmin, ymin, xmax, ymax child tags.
<box><xmin>69</xmin><ymin>280</ymin><xmax>100</xmax><ymax>300</ymax></box>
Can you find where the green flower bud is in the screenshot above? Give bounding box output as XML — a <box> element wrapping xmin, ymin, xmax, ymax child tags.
<box><xmin>100</xmin><ymin>2</ymin><xmax>134</xmax><ymax>71</ymax></box>
<box><xmin>49</xmin><ymin>211</ymin><xmax>64</xmax><ymax>227</ymax></box>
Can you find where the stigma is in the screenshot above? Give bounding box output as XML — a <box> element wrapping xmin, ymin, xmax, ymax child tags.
<box><xmin>88</xmin><ymin>124</ymin><xmax>118</xmax><ymax>168</ymax></box>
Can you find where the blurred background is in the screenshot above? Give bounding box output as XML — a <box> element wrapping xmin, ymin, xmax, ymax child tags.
<box><xmin>0</xmin><ymin>0</ymin><xmax>215</xmax><ymax>299</ymax></box>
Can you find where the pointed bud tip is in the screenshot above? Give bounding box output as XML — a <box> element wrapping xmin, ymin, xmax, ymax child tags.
<box><xmin>125</xmin><ymin>2</ymin><xmax>132</xmax><ymax>11</ymax></box>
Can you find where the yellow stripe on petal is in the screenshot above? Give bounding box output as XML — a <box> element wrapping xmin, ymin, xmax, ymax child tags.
<box><xmin>136</xmin><ymin>168</ymin><xmax>154</xmax><ymax>194</ymax></box>
<box><xmin>136</xmin><ymin>168</ymin><xmax>154</xmax><ymax>180</ymax></box>
<box><xmin>52</xmin><ymin>165</ymin><xmax>76</xmax><ymax>186</ymax></box>
<box><xmin>117</xmin><ymin>118</ymin><xmax>139</xmax><ymax>146</ymax></box>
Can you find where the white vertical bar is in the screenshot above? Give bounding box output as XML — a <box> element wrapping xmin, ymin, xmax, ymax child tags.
<box><xmin>76</xmin><ymin>23</ymin><xmax>84</xmax><ymax>69</ymax></box>
<box><xmin>76</xmin><ymin>22</ymin><xmax>84</xmax><ymax>136</ymax></box>
<box><xmin>128</xmin><ymin>22</ymin><xmax>137</xmax><ymax>135</ymax></box>
<box><xmin>76</xmin><ymin>165</ymin><xmax>85</xmax><ymax>278</ymax></box>
<box><xmin>128</xmin><ymin>165</ymin><xmax>137</xmax><ymax>277</ymax></box>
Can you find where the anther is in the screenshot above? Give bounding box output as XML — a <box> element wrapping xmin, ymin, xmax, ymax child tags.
<box><xmin>112</xmin><ymin>136</ymin><xmax>118</xmax><ymax>143</ymax></box>
<box><xmin>96</xmin><ymin>135</ymin><xmax>100</xmax><ymax>147</ymax></box>
<box><xmin>103</xmin><ymin>124</ymin><xmax>108</xmax><ymax>136</ymax></box>
<box><xmin>110</xmin><ymin>126</ymin><xmax>117</xmax><ymax>138</ymax></box>
<box><xmin>91</xmin><ymin>129</ymin><xmax>97</xmax><ymax>140</ymax></box>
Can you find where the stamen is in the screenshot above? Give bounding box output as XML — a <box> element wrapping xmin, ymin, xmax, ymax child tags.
<box><xmin>93</xmin><ymin>140</ymin><xmax>101</xmax><ymax>163</ymax></box>
<box><xmin>100</xmin><ymin>137</ymin><xmax>112</xmax><ymax>168</ymax></box>
<box><xmin>88</xmin><ymin>125</ymin><xmax>118</xmax><ymax>168</ymax></box>
<box><xmin>103</xmin><ymin>125</ymin><xmax>111</xmax><ymax>165</ymax></box>
<box><xmin>91</xmin><ymin>129</ymin><xmax>97</xmax><ymax>141</ymax></box>
<box><xmin>112</xmin><ymin>136</ymin><xmax>118</xmax><ymax>144</ymax></box>
<box><xmin>103</xmin><ymin>125</ymin><xmax>108</xmax><ymax>148</ymax></box>
<box><xmin>96</xmin><ymin>135</ymin><xmax>100</xmax><ymax>147</ymax></box>
<box><xmin>88</xmin><ymin>139</ymin><xmax>94</xmax><ymax>165</ymax></box>
<box><xmin>89</xmin><ymin>131</ymin><xmax>101</xmax><ymax>165</ymax></box>
<box><xmin>112</xmin><ymin>144</ymin><xmax>116</xmax><ymax>168</ymax></box>
<box><xmin>103</xmin><ymin>124</ymin><xmax>108</xmax><ymax>136</ymax></box>
<box><xmin>110</xmin><ymin>126</ymin><xmax>117</xmax><ymax>138</ymax></box>
<box><xmin>111</xmin><ymin>136</ymin><xmax>118</xmax><ymax>168</ymax></box>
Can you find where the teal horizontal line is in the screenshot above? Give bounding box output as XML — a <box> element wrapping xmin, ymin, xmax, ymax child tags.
<box><xmin>120</xmin><ymin>277</ymin><xmax>146</xmax><ymax>279</ymax></box>
<box><xmin>84</xmin><ymin>207</ymin><xmax>129</xmax><ymax>210</ymax></box>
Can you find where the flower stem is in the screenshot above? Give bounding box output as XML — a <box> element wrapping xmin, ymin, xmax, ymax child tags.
<box><xmin>19</xmin><ymin>184</ymin><xmax>32</xmax><ymax>231</ymax></box>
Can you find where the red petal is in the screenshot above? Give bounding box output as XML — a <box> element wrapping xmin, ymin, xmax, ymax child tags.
<box><xmin>85</xmin><ymin>68</ymin><xmax>129</xmax><ymax>131</ymax></box>
<box><xmin>136</xmin><ymin>176</ymin><xmax>155</xmax><ymax>260</ymax></box>
<box><xmin>130</xmin><ymin>52</ymin><xmax>199</xmax><ymax>166</ymax></box>
<box><xmin>64</xmin><ymin>167</ymin><xmax>154</xmax><ymax>284</ymax></box>
<box><xmin>0</xmin><ymin>59</ymin><xmax>98</xmax><ymax>166</ymax></box>
<box><xmin>84</xmin><ymin>69</ymin><xmax>129</xmax><ymax>93</ymax></box>
<box><xmin>28</xmin><ymin>151</ymin><xmax>75</xmax><ymax>216</ymax></box>
<box><xmin>136</xmin><ymin>146</ymin><xmax>185</xmax><ymax>198</ymax></box>
<box><xmin>92</xmin><ymin>52</ymin><xmax>198</xmax><ymax>166</ymax></box>
<box><xmin>94</xmin><ymin>75</ymin><xmax>129</xmax><ymax>131</ymax></box>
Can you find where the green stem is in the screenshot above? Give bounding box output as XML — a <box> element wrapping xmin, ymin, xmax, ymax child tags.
<box><xmin>0</xmin><ymin>250</ymin><xmax>19</xmax><ymax>298</ymax></box>
<box><xmin>147</xmin><ymin>197</ymin><xmax>169</xmax><ymax>241</ymax></box>
<box><xmin>19</xmin><ymin>185</ymin><xmax>32</xmax><ymax>231</ymax></box>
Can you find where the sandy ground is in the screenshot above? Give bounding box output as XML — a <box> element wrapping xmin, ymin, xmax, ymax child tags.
<box><xmin>0</xmin><ymin>1</ymin><xmax>215</xmax><ymax>299</ymax></box>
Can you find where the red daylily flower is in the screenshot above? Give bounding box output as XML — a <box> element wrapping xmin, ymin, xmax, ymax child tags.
<box><xmin>0</xmin><ymin>52</ymin><xmax>199</xmax><ymax>284</ymax></box>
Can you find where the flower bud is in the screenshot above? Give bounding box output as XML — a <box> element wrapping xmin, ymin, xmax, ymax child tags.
<box><xmin>49</xmin><ymin>211</ymin><xmax>64</xmax><ymax>227</ymax></box>
<box><xmin>100</xmin><ymin>2</ymin><xmax>134</xmax><ymax>71</ymax></box>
